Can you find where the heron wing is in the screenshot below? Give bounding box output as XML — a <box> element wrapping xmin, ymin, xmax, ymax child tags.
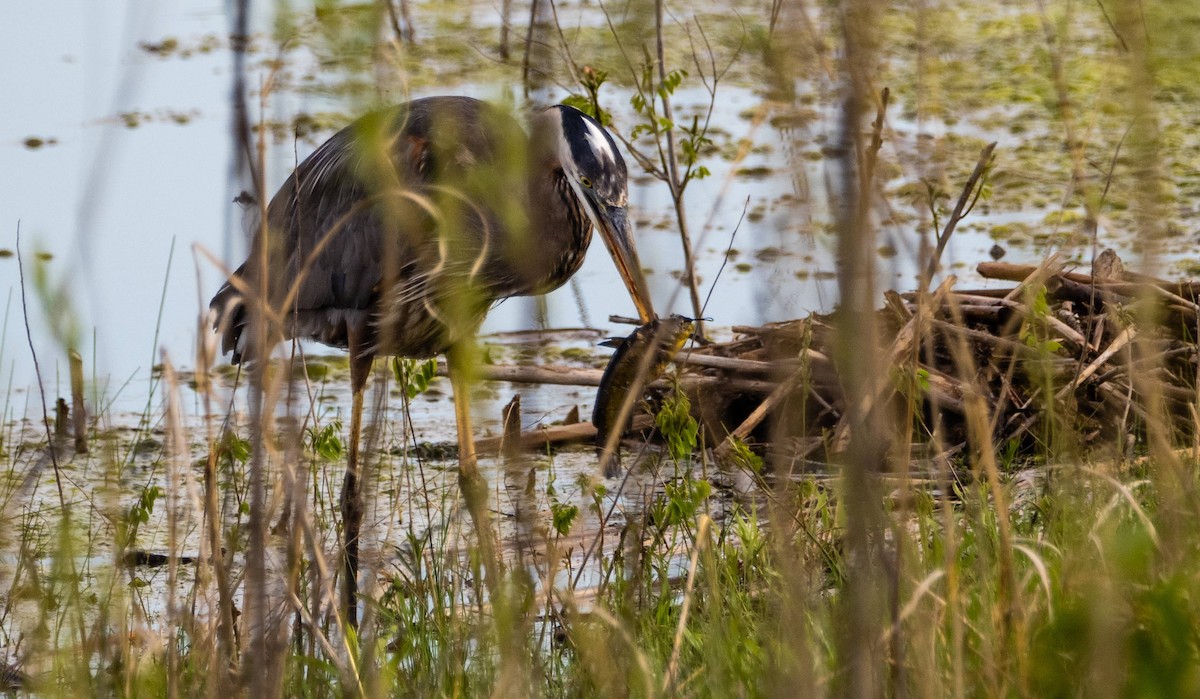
<box><xmin>211</xmin><ymin>97</ymin><xmax>531</xmax><ymax>360</ymax></box>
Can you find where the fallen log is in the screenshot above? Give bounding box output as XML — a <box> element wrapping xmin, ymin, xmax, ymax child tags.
<box><xmin>979</xmin><ymin>261</ymin><xmax>1200</xmax><ymax>301</ymax></box>
<box><xmin>475</xmin><ymin>415</ymin><xmax>655</xmax><ymax>455</ymax></box>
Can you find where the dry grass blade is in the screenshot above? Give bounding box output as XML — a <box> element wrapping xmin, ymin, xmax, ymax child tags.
<box><xmin>662</xmin><ymin>514</ymin><xmax>711</xmax><ymax>695</ymax></box>
<box><xmin>879</xmin><ymin>569</ymin><xmax>946</xmax><ymax>644</ymax></box>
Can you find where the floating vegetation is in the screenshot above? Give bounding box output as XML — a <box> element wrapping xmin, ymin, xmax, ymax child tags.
<box><xmin>754</xmin><ymin>246</ymin><xmax>785</xmax><ymax>262</ymax></box>
<box><xmin>734</xmin><ymin>165</ymin><xmax>773</xmax><ymax>178</ymax></box>
<box><xmin>138</xmin><ymin>37</ymin><xmax>179</xmax><ymax>56</ymax></box>
<box><xmin>114</xmin><ymin>109</ymin><xmax>200</xmax><ymax>129</ymax></box>
<box><xmin>768</xmin><ymin>107</ymin><xmax>819</xmax><ymax>130</ymax></box>
<box><xmin>139</xmin><ymin>34</ymin><xmax>224</xmax><ymax>58</ymax></box>
<box><xmin>22</xmin><ymin>137</ymin><xmax>56</xmax><ymax>149</ymax></box>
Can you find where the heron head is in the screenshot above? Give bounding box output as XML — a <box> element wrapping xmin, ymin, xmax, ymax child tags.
<box><xmin>542</xmin><ymin>104</ymin><xmax>655</xmax><ymax>323</ymax></box>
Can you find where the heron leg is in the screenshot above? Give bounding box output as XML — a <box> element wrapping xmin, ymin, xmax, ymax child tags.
<box><xmin>341</xmin><ymin>352</ymin><xmax>371</xmax><ymax>630</ymax></box>
<box><xmin>446</xmin><ymin>345</ymin><xmax>503</xmax><ymax>593</ymax></box>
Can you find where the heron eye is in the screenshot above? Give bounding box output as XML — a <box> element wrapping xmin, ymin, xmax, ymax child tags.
<box><xmin>579</xmin><ymin>176</ymin><xmax>592</xmax><ymax>188</ymax></box>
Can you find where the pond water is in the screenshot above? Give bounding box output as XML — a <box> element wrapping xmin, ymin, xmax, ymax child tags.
<box><xmin>10</xmin><ymin>0</ymin><xmax>1188</xmax><ymax>596</ymax></box>
<box><xmin>4</xmin><ymin>0</ymin><xmax>1145</xmax><ymax>421</ymax></box>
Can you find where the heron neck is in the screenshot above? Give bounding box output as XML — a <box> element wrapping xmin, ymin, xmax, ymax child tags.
<box><xmin>486</xmin><ymin>166</ymin><xmax>591</xmax><ymax>298</ymax></box>
<box><xmin>530</xmin><ymin>166</ymin><xmax>593</xmax><ymax>292</ymax></box>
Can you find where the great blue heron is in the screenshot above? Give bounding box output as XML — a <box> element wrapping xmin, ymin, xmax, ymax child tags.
<box><xmin>210</xmin><ymin>96</ymin><xmax>654</xmax><ymax>626</ymax></box>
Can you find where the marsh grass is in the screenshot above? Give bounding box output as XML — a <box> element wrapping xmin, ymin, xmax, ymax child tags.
<box><xmin>8</xmin><ymin>0</ymin><xmax>1200</xmax><ymax>696</ymax></box>
<box><xmin>0</xmin><ymin>332</ymin><xmax>1183</xmax><ymax>696</ymax></box>
<box><xmin>3</xmin><ymin>331</ymin><xmax>1200</xmax><ymax>697</ymax></box>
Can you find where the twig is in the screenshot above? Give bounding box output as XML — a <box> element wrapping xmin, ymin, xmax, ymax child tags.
<box><xmin>69</xmin><ymin>351</ymin><xmax>87</xmax><ymax>454</ymax></box>
<box><xmin>922</xmin><ymin>142</ymin><xmax>997</xmax><ymax>287</ymax></box>
<box><xmin>979</xmin><ymin>260</ymin><xmax>1200</xmax><ymax>302</ymax></box>
<box><xmin>383</xmin><ymin>0</ymin><xmax>405</xmax><ymax>45</ymax></box>
<box><xmin>700</xmin><ymin>197</ymin><xmax>750</xmax><ymax>320</ymax></box>
<box><xmin>830</xmin><ymin>276</ymin><xmax>957</xmax><ymax>452</ymax></box>
<box><xmin>521</xmin><ymin>0</ymin><xmax>541</xmax><ymax>96</ymax></box>
<box><xmin>16</xmin><ymin>226</ymin><xmax>87</xmax><ymax>657</ymax></box>
<box><xmin>434</xmin><ymin>360</ymin><xmax>782</xmax><ymax>392</ymax></box>
<box><xmin>713</xmin><ymin>367</ymin><xmax>808</xmax><ymax>465</ymax></box>
<box><xmin>15</xmin><ymin>226</ymin><xmax>65</xmax><ymax>509</ymax></box>
<box><xmin>861</xmin><ymin>87</ymin><xmax>890</xmax><ymax>194</ymax></box>
<box><xmin>655</xmin><ymin>0</ymin><xmax>703</xmax><ymax>329</ymax></box>
<box><xmin>1056</xmin><ymin>326</ymin><xmax>1137</xmax><ymax>399</ymax></box>
<box><xmin>498</xmin><ymin>0</ymin><xmax>512</xmax><ymax>60</ymax></box>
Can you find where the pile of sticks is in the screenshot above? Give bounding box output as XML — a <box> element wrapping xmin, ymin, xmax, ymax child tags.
<box><xmin>690</xmin><ymin>254</ymin><xmax>1200</xmax><ymax>469</ymax></box>
<box><xmin>465</xmin><ymin>253</ymin><xmax>1200</xmax><ymax>470</ymax></box>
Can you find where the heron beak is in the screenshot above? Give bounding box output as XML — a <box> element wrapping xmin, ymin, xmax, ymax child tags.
<box><xmin>594</xmin><ymin>204</ymin><xmax>655</xmax><ymax>323</ymax></box>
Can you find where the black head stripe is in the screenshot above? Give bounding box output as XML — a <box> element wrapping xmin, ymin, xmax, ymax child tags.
<box><xmin>555</xmin><ymin>106</ymin><xmax>627</xmax><ymax>202</ymax></box>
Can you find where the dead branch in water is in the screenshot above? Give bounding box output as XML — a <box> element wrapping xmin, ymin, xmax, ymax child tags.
<box><xmin>464</xmin><ymin>251</ymin><xmax>1200</xmax><ymax>477</ymax></box>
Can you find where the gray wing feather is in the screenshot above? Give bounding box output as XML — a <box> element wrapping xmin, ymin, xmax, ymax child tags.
<box><xmin>210</xmin><ymin>96</ymin><xmax>526</xmax><ymax>361</ymax></box>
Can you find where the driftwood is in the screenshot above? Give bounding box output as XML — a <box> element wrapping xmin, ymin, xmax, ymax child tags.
<box><xmin>475</xmin><ymin>414</ymin><xmax>655</xmax><ymax>455</ymax></box>
<box><xmin>458</xmin><ymin>252</ymin><xmax>1200</xmax><ymax>470</ymax></box>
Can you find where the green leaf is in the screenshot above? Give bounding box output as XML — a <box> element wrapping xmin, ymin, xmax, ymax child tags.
<box><xmin>727</xmin><ymin>437</ymin><xmax>763</xmax><ymax>473</ymax></box>
<box><xmin>551</xmin><ymin>501</ymin><xmax>579</xmax><ymax>536</ymax></box>
<box><xmin>307</xmin><ymin>420</ymin><xmax>344</xmax><ymax>461</ymax></box>
<box><xmin>661</xmin><ymin>477</ymin><xmax>711</xmax><ymax>526</ymax></box>
<box><xmin>128</xmin><ymin>484</ymin><xmax>163</xmax><ymax>530</ymax></box>
<box><xmin>1029</xmin><ymin>287</ymin><xmax>1051</xmax><ymax>319</ymax></box>
<box><xmin>561</xmin><ymin>94</ymin><xmax>597</xmax><ymax>119</ymax></box>
<box><xmin>222</xmin><ymin>433</ymin><xmax>251</xmax><ymax>464</ymax></box>
<box><xmin>393</xmin><ymin>358</ymin><xmax>438</xmax><ymax>399</ymax></box>
<box><xmin>916</xmin><ymin>367</ymin><xmax>931</xmax><ymax>394</ymax></box>
<box><xmin>657</xmin><ymin>68</ymin><xmax>687</xmax><ymax>97</ymax></box>
<box><xmin>655</xmin><ymin>390</ymin><xmax>699</xmax><ymax>462</ymax></box>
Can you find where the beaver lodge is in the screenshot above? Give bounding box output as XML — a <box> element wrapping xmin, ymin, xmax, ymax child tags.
<box><xmin>466</xmin><ymin>252</ymin><xmax>1200</xmax><ymax>474</ymax></box>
